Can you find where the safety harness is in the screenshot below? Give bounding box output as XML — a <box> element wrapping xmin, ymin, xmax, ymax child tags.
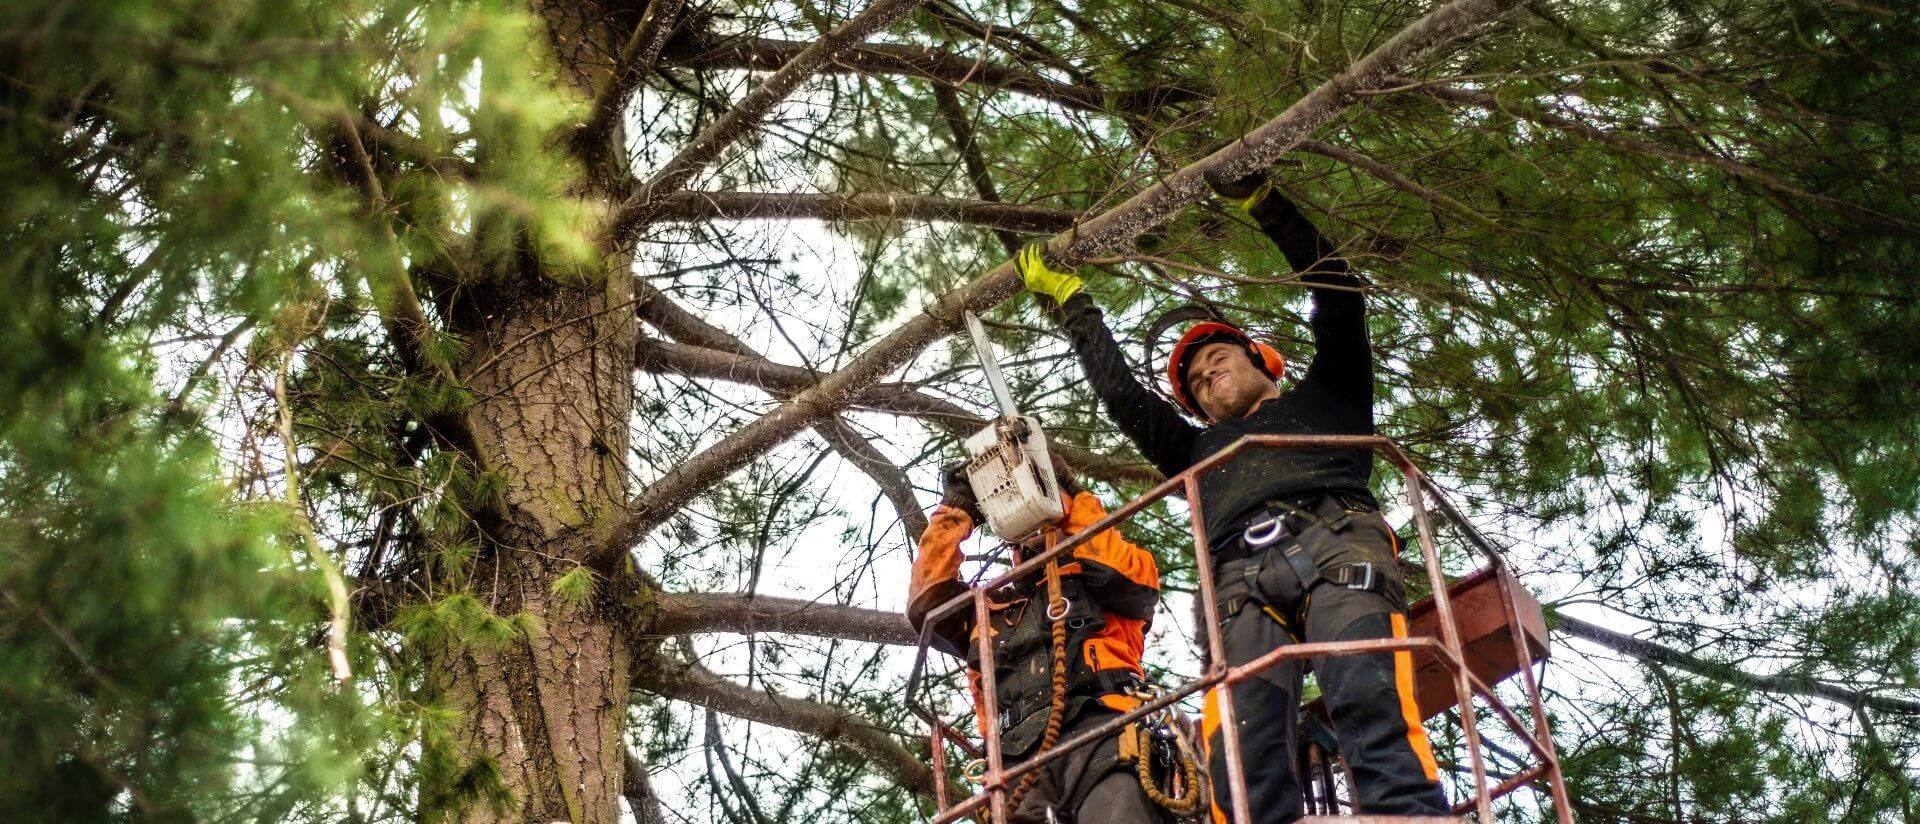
<box><xmin>962</xmin><ymin>531</ymin><xmax>1209</xmax><ymax>819</ymax></box>
<box><xmin>1225</xmin><ymin>492</ymin><xmax>1395</xmax><ymax>631</ymax></box>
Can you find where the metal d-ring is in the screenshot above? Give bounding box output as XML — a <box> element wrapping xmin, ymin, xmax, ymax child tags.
<box><xmin>963</xmin><ymin>758</ymin><xmax>989</xmax><ymax>783</ymax></box>
<box><xmin>1046</xmin><ymin>597</ymin><xmax>1071</xmax><ymax>621</ymax></box>
<box><xmin>1242</xmin><ymin>517</ymin><xmax>1286</xmax><ymax>548</ymax></box>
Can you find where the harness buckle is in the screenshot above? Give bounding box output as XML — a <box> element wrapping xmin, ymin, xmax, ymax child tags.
<box><xmin>1342</xmin><ymin>562</ymin><xmax>1376</xmax><ymax>592</ymax></box>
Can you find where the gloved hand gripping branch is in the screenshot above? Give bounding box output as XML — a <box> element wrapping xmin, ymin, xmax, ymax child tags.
<box><xmin>1016</xmin><ymin>242</ymin><xmax>1083</xmax><ymax>306</ymax></box>
<box><xmin>1206</xmin><ymin>167</ymin><xmax>1275</xmax><ymax>213</ymax></box>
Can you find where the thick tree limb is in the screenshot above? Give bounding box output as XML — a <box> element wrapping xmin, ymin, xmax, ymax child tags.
<box><xmin>653</xmin><ymin>592</ymin><xmax>916</xmax><ymax>646</ymax></box>
<box><xmin>639</xmin><ymin>657</ymin><xmax>954</xmax><ymax>799</ymax></box>
<box><xmin>594</xmin><ymin>0</ymin><xmax>1523</xmax><ymax>570</ymax></box>
<box><xmin>658</xmin><ymin>32</ymin><xmax>1199</xmax><ymax>116</ymax></box>
<box><xmin>654</xmin><ymin>594</ymin><xmax>1920</xmax><ymax>718</ymax></box>
<box><xmin>632</xmin><ymin>336</ymin><xmax>1162</xmax><ymax>485</ymax></box>
<box><xmin>603</xmin><ymin>0</ymin><xmax>934</xmax><ymax>251</ymax></box>
<box><xmin>576</xmin><ymin>0</ymin><xmax>688</xmax><ymax>157</ymax></box>
<box><xmin>648</xmin><ymin>190</ymin><xmax>1079</xmax><ymax>233</ymax></box>
<box><xmin>1558</xmin><ymin>614</ymin><xmax>1920</xmax><ymax>716</ymax></box>
<box><xmin>628</xmin><ymin>280</ymin><xmax>938</xmax><ymax>544</ymax></box>
<box><xmin>623</xmin><ymin>749</ymin><xmax>668</xmax><ymax>824</ymax></box>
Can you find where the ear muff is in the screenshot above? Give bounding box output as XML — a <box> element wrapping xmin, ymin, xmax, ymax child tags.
<box><xmin>1249</xmin><ymin>341</ymin><xmax>1286</xmax><ymax>381</ymax></box>
<box><xmin>1167</xmin><ymin>322</ymin><xmax>1286</xmax><ymax>420</ymax></box>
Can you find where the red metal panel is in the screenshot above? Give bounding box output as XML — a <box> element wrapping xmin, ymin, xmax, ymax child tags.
<box><xmin>1404</xmin><ymin>566</ymin><xmax>1549</xmax><ymax>721</ymax></box>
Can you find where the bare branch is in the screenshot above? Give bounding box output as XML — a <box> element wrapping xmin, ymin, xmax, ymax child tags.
<box><xmin>594</xmin><ymin>0</ymin><xmax>1525</xmax><ymax>570</ymax></box>
<box><xmin>648</xmin><ymin>190</ymin><xmax>1079</xmax><ymax>234</ymax></box>
<box><xmin>638</xmin><ymin>657</ymin><xmax>951</xmax><ymax>799</ymax></box>
<box><xmin>602</xmin><ymin>0</ymin><xmax>935</xmax><ymax>252</ymax></box>
<box><xmin>658</xmin><ymin>32</ymin><xmax>1200</xmax><ymax>116</ymax></box>
<box><xmin>1559</xmin><ymin>614</ymin><xmax>1920</xmax><ymax>716</ymax></box>
<box><xmin>1296</xmin><ymin>138</ymin><xmax>1497</xmax><ymax>229</ymax></box>
<box><xmin>818</xmin><ymin>418</ymin><xmax>930</xmax><ymax>544</ymax></box>
<box><xmin>632</xmin><ymin>336</ymin><xmax>1162</xmax><ymax>485</ymax></box>
<box><xmin>634</xmin><ymin>278</ymin><xmax>757</xmax><ymax>357</ymax></box>
<box><xmin>653</xmin><ymin>592</ymin><xmax>916</xmax><ymax>647</ymax></box>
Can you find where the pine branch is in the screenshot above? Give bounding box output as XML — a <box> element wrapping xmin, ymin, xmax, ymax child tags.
<box><xmin>1559</xmin><ymin>614</ymin><xmax>1920</xmax><ymax>716</ymax></box>
<box><xmin>818</xmin><ymin>417</ymin><xmax>930</xmax><ymax>544</ymax></box>
<box><xmin>1296</xmin><ymin>138</ymin><xmax>1498</xmax><ymax>229</ymax></box>
<box><xmin>654</xmin><ymin>592</ymin><xmax>1920</xmax><ymax>717</ymax></box>
<box><xmin>653</xmin><ymin>592</ymin><xmax>915</xmax><ymax>646</ymax></box>
<box><xmin>648</xmin><ymin>190</ymin><xmax>1079</xmax><ymax>234</ymax></box>
<box><xmin>575</xmin><ymin>0</ymin><xmax>688</xmax><ymax>158</ymax></box>
<box><xmin>602</xmin><ymin>0</ymin><xmax>936</xmax><ymax>252</ymax></box>
<box><xmin>1398</xmin><ymin>79</ymin><xmax>1920</xmax><ymax>235</ymax></box>
<box><xmin>656</xmin><ymin>32</ymin><xmax>1199</xmax><ymax>117</ymax></box>
<box><xmin>934</xmin><ymin>85</ymin><xmax>1021</xmax><ymax>256</ymax></box>
<box><xmin>638</xmin><ymin>657</ymin><xmax>954</xmax><ymax>800</ymax></box>
<box><xmin>594</xmin><ymin>0</ymin><xmax>1525</xmax><ymax>571</ymax></box>
<box><xmin>631</xmin><ymin>336</ymin><xmax>1161</xmax><ymax>485</ymax></box>
<box><xmin>627</xmin><ymin>279</ymin><xmax>937</xmax><ymax>549</ymax></box>
<box><xmin>328</xmin><ymin>115</ymin><xmax>491</xmax><ymax>475</ymax></box>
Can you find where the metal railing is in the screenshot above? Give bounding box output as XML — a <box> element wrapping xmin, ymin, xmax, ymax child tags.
<box><xmin>904</xmin><ymin>434</ymin><xmax>1574</xmax><ymax>823</ymax></box>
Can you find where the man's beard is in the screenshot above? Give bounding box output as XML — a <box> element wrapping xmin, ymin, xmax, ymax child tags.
<box><xmin>1214</xmin><ymin>375</ymin><xmax>1272</xmax><ymax>419</ymax></box>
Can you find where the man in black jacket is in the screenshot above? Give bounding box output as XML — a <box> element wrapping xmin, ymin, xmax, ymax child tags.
<box><xmin>1014</xmin><ymin>171</ymin><xmax>1449</xmax><ymax>821</ymax></box>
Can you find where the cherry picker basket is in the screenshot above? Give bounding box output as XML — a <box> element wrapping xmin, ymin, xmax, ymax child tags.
<box><xmin>903</xmin><ymin>434</ymin><xmax>1574</xmax><ymax>823</ymax></box>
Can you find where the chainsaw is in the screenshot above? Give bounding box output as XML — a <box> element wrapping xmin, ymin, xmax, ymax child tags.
<box><xmin>960</xmin><ymin>311</ymin><xmax>1065</xmax><ymax>542</ymax></box>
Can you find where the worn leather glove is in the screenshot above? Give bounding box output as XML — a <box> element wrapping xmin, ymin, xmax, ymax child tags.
<box><xmin>1016</xmin><ymin>242</ymin><xmax>1083</xmax><ymax>305</ymax></box>
<box><xmin>939</xmin><ymin>461</ymin><xmax>985</xmax><ymax>525</ymax></box>
<box><xmin>1207</xmin><ymin>169</ymin><xmax>1274</xmax><ymax>213</ymax></box>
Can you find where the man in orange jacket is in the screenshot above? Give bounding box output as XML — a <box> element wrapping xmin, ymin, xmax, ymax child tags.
<box><xmin>909</xmin><ymin>463</ymin><xmax>1170</xmax><ymax>823</ymax></box>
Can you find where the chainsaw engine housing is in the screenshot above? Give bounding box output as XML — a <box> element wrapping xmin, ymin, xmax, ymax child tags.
<box><xmin>963</xmin><ymin>415</ymin><xmax>1064</xmax><ymax>542</ymax></box>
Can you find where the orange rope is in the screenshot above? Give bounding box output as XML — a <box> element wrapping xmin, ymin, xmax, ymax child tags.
<box><xmin>1004</xmin><ymin>530</ymin><xmax>1068</xmax><ymax>815</ymax></box>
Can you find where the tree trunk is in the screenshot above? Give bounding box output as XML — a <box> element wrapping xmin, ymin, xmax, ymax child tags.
<box><xmin>422</xmin><ymin>279</ymin><xmax>638</xmax><ymax>824</ymax></box>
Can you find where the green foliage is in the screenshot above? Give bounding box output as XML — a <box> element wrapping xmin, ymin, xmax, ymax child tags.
<box><xmin>550</xmin><ymin>565</ymin><xmax>600</xmax><ymax>610</ymax></box>
<box><xmin>8</xmin><ymin>0</ymin><xmax>1920</xmax><ymax>819</ymax></box>
<box><xmin>0</xmin><ymin>0</ymin><xmax>586</xmax><ymax>817</ymax></box>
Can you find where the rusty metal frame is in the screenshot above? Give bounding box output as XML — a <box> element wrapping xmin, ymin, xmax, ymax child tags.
<box><xmin>903</xmin><ymin>435</ymin><xmax>1573</xmax><ymax>823</ymax></box>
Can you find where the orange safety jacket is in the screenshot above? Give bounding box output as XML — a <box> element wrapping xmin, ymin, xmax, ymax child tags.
<box><xmin>908</xmin><ymin>491</ymin><xmax>1161</xmax><ymax>758</ymax></box>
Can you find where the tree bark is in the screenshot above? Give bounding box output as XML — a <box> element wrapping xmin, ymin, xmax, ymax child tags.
<box><xmin>420</xmin><ymin>278</ymin><xmax>640</xmax><ymax>823</ymax></box>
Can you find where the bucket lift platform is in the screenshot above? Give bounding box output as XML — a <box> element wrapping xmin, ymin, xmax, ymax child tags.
<box><xmin>905</xmin><ymin>435</ymin><xmax>1574</xmax><ymax>823</ymax></box>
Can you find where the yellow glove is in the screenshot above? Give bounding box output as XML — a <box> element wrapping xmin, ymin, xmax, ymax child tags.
<box><xmin>1016</xmin><ymin>242</ymin><xmax>1083</xmax><ymax>304</ymax></box>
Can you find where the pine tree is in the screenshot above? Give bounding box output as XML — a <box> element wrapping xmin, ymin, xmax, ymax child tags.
<box><xmin>3</xmin><ymin>0</ymin><xmax>1916</xmax><ymax>821</ymax></box>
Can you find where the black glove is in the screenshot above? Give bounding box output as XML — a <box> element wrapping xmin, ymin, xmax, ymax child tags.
<box><xmin>1206</xmin><ymin>168</ymin><xmax>1274</xmax><ymax>212</ymax></box>
<box><xmin>1048</xmin><ymin>452</ymin><xmax>1082</xmax><ymax>497</ymax></box>
<box><xmin>1202</xmin><ymin>140</ymin><xmax>1278</xmax><ymax>211</ymax></box>
<box><xmin>940</xmin><ymin>461</ymin><xmax>985</xmax><ymax>525</ymax></box>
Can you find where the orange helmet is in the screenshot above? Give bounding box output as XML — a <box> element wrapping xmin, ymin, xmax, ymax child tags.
<box><xmin>1167</xmin><ymin>321</ymin><xmax>1285</xmax><ymax>419</ymax></box>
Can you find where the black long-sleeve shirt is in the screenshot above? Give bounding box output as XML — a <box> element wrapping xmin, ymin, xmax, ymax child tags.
<box><xmin>1058</xmin><ymin>194</ymin><xmax>1376</xmax><ymax>550</ymax></box>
